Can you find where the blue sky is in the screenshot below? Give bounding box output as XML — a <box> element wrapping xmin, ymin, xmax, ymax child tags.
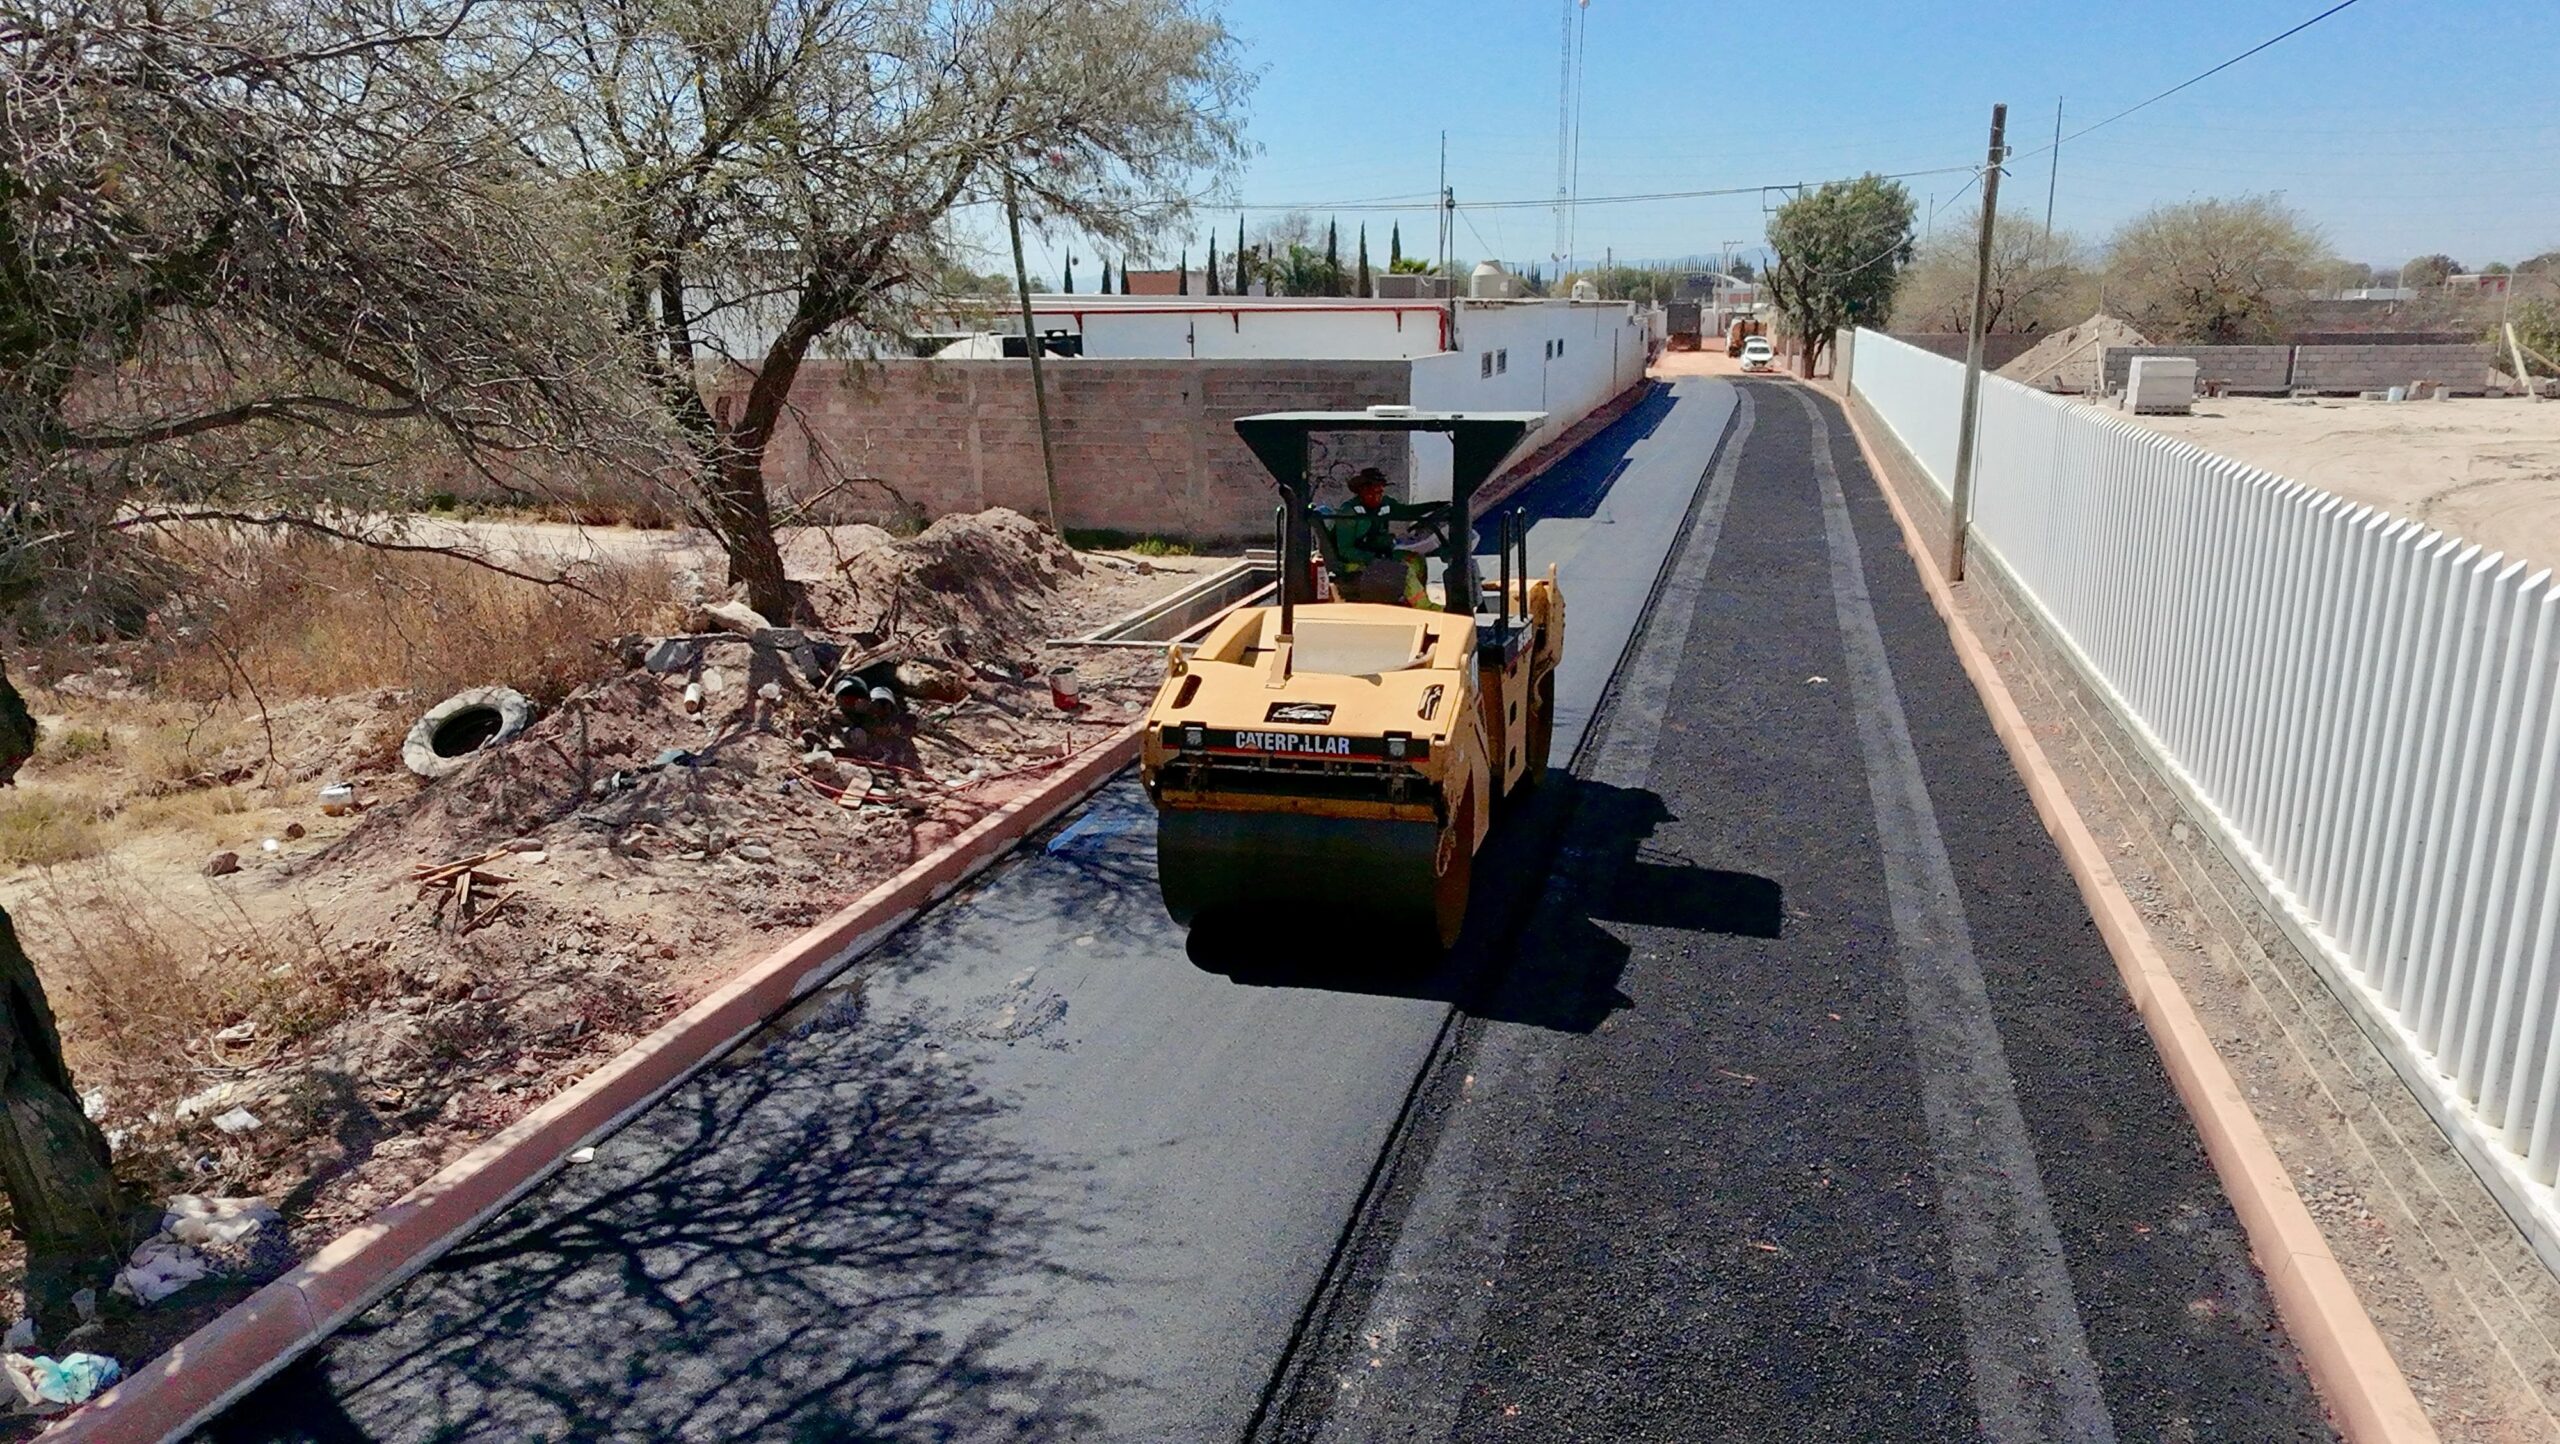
<box><xmin>1017</xmin><ymin>0</ymin><xmax>2560</xmax><ymax>281</ymax></box>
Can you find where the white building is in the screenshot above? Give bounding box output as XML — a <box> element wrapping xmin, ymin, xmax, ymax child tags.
<box><xmin>953</xmin><ymin>294</ymin><xmax>1655</xmax><ymax>499</ymax></box>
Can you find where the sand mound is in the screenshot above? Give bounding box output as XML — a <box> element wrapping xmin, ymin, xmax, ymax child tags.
<box><xmin>804</xmin><ymin>508</ymin><xmax>1084</xmax><ymax>656</ymax></box>
<box><xmin>1999</xmin><ymin>313</ymin><xmax>2148</xmax><ymax>393</ymax></box>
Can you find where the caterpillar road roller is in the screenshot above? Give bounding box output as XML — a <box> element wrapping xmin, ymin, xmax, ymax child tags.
<box><xmin>1140</xmin><ymin>409</ymin><xmax>1564</xmax><ymax>947</ymax></box>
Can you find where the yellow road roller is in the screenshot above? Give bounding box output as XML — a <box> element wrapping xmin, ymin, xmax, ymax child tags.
<box><xmin>1140</xmin><ymin>409</ymin><xmax>1565</xmax><ymax>947</ymax></box>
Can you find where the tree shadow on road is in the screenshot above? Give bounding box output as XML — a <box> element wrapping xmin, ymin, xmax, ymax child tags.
<box><xmin>1184</xmin><ymin>776</ymin><xmax>1781</xmax><ymax>1035</ymax></box>
<box><xmin>201</xmin><ymin>1003</ymin><xmax>1119</xmax><ymax>1444</ymax></box>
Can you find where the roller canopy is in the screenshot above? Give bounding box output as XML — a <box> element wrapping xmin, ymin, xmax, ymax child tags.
<box><xmin>1234</xmin><ymin>410</ymin><xmax>1546</xmax><ymax>610</ymax></box>
<box><xmin>1232</xmin><ymin>411</ymin><xmax>1545</xmax><ymax>509</ymax></box>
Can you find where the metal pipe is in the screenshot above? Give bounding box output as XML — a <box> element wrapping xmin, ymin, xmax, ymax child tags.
<box><xmin>1275</xmin><ymin>504</ymin><xmax>1293</xmax><ymax>638</ymax></box>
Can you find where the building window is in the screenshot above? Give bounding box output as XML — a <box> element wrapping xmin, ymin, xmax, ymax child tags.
<box><xmin>1495</xmin><ymin>349</ymin><xmax>1508</xmax><ymax>374</ymax></box>
<box><xmin>1481</xmin><ymin>351</ymin><xmax>1493</xmax><ymax>378</ymax></box>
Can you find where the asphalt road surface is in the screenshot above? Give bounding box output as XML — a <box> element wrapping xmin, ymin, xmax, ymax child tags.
<box><xmin>204</xmin><ymin>379</ymin><xmax>2334</xmax><ymax>1443</ymax></box>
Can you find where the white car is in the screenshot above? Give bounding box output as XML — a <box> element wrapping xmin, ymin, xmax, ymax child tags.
<box><xmin>1739</xmin><ymin>335</ymin><xmax>1776</xmax><ymax>371</ymax></box>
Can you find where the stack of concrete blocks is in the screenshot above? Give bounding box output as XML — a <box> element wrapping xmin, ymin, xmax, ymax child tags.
<box><xmin>2124</xmin><ymin>355</ymin><xmax>2197</xmax><ymax>415</ymax></box>
<box><xmin>2102</xmin><ymin>346</ymin><xmax>2290</xmax><ymax>396</ymax></box>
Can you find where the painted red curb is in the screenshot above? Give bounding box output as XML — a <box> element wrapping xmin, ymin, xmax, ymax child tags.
<box><xmin>44</xmin><ymin>724</ymin><xmax>1144</xmax><ymax>1443</ymax></box>
<box><xmin>1830</xmin><ymin>383</ymin><xmax>2438</xmax><ymax>1444</ymax></box>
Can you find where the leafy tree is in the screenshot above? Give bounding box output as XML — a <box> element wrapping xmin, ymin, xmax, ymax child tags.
<box><xmin>1559</xmin><ymin>263</ymin><xmax>1683</xmax><ymax>305</ymax></box>
<box><xmin>2402</xmin><ymin>253</ymin><xmax>2463</xmax><ymax>288</ymax></box>
<box><xmin>503</xmin><ymin>0</ymin><xmax>1250</xmax><ymax>617</ymax></box>
<box><xmin>1891</xmin><ymin>217</ymin><xmax>2095</xmax><ymax>334</ymax></box>
<box><xmin>1763</xmin><ymin>174</ymin><xmax>1917</xmax><ymax>376</ymax></box>
<box><xmin>2313</xmin><ymin>258</ymin><xmax>2380</xmax><ymax>293</ymax></box>
<box><xmin>2508</xmin><ymin>297</ymin><xmax>2560</xmax><ymax>379</ymax></box>
<box><xmin>1728</xmin><ymin>258</ymin><xmax>1758</xmax><ymax>282</ymax></box>
<box><xmin>2102</xmin><ymin>195</ymin><xmax>2330</xmax><ymax>343</ymax></box>
<box><xmin>1269</xmin><ymin>243</ymin><xmax>1330</xmax><ymax>297</ymax></box>
<box><xmin>2518</xmin><ymin>250</ymin><xmax>2560</xmax><ymax>277</ymax></box>
<box><xmin>1389</xmin><ymin>256</ymin><xmax>1435</xmax><ymax>275</ymax></box>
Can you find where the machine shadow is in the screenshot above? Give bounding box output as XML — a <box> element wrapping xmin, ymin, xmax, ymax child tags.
<box><xmin>201</xmin><ymin>1005</ymin><xmax>1119</xmax><ymax>1444</ymax></box>
<box><xmin>1184</xmin><ymin>774</ymin><xmax>1780</xmax><ymax>1034</ymax></box>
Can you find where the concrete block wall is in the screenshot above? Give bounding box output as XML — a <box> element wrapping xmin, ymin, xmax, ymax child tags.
<box><xmin>722</xmin><ymin>358</ymin><xmax>1411</xmax><ymax>543</ymax></box>
<box><xmin>2289</xmin><ymin>343</ymin><xmax>2494</xmax><ymax>395</ymax></box>
<box><xmin>2102</xmin><ymin>345</ymin><xmax>2294</xmax><ymax>394</ymax></box>
<box><xmin>1883</xmin><ymin>332</ymin><xmax>2044</xmax><ymax>369</ymax></box>
<box><xmin>2100</xmin><ymin>342</ymin><xmax>2498</xmax><ymax>396</ymax></box>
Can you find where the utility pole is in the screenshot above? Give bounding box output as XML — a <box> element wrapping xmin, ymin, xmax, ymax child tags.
<box><xmin>1437</xmin><ymin>131</ymin><xmax>1450</xmax><ymax>280</ymax></box>
<box><xmin>2043</xmin><ymin>96</ymin><xmax>2062</xmax><ymax>241</ymax></box>
<box><xmin>1947</xmin><ymin>102</ymin><xmax>2006</xmax><ymax>584</ymax></box>
<box><xmin>1003</xmin><ymin>172</ymin><xmax>1065</xmax><ymax>540</ymax></box>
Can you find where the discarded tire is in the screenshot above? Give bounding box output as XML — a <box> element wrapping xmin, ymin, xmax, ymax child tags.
<box><xmin>402</xmin><ymin>687</ymin><xmax>534</xmax><ymax>779</ymax></box>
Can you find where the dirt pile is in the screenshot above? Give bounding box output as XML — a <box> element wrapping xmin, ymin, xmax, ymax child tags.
<box><xmin>1999</xmin><ymin>313</ymin><xmax>2149</xmax><ymax>393</ymax></box>
<box><xmin>800</xmin><ymin>509</ymin><xmax>1084</xmax><ymax>658</ymax></box>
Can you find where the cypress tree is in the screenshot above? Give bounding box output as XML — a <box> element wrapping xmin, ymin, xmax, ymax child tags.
<box><xmin>1324</xmin><ymin>219</ymin><xmax>1340</xmax><ymax>297</ymax></box>
<box><xmin>1207</xmin><ymin>234</ymin><xmax>1221</xmax><ymax>295</ymax></box>
<box><xmin>1236</xmin><ymin>215</ymin><xmax>1249</xmax><ymax>292</ymax></box>
<box><xmin>1061</xmin><ymin>253</ymin><xmax>1074</xmax><ymax>293</ymax></box>
<box><xmin>1356</xmin><ymin>224</ymin><xmax>1371</xmax><ymax>297</ymax></box>
<box><xmin>1390</xmin><ymin>222</ymin><xmax>1403</xmax><ymax>269</ymax></box>
<box><xmin>1178</xmin><ymin>249</ymin><xmax>1189</xmax><ymax>295</ymax></box>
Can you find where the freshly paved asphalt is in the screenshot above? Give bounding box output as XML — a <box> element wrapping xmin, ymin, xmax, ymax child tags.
<box><xmin>1263</xmin><ymin>382</ymin><xmax>2335</xmax><ymax>1444</ymax></box>
<box><xmin>199</xmin><ymin>381</ymin><xmax>1737</xmax><ymax>1443</ymax></box>
<box><xmin>203</xmin><ymin>378</ymin><xmax>2334</xmax><ymax>1444</ymax></box>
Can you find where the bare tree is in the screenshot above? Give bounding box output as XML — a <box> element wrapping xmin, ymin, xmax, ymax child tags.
<box><xmin>502</xmin><ymin>0</ymin><xmax>1251</xmax><ymax>622</ymax></box>
<box><xmin>0</xmin><ymin>0</ymin><xmax>645</xmax><ymax>1320</ymax></box>
<box><xmin>2102</xmin><ymin>196</ymin><xmax>2332</xmax><ymax>344</ymax></box>
<box><xmin>1890</xmin><ymin>217</ymin><xmax>2096</xmax><ymax>335</ymax></box>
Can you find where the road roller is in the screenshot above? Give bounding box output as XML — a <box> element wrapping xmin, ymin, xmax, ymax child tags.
<box><xmin>1140</xmin><ymin>408</ymin><xmax>1565</xmax><ymax>947</ymax></box>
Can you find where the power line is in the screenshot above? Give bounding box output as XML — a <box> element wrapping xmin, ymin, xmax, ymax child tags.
<box><xmin>1230</xmin><ymin>164</ymin><xmax>1977</xmax><ymax>215</ymax></box>
<box><xmin>2011</xmin><ymin>0</ymin><xmax>2365</xmax><ymax>163</ymax></box>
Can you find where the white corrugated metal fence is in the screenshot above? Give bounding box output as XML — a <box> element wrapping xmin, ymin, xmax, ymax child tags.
<box><xmin>1849</xmin><ymin>328</ymin><xmax>2560</xmax><ymax>1268</ymax></box>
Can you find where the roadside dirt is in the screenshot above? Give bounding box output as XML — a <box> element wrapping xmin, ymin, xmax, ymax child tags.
<box><xmin>2121</xmin><ymin>394</ymin><xmax>2560</xmax><ymax>579</ymax></box>
<box><xmin>1846</xmin><ymin>383</ymin><xmax>2560</xmax><ymax>1444</ymax></box>
<box><xmin>0</xmin><ymin>509</ymin><xmax>1220</xmax><ymax>1416</ymax></box>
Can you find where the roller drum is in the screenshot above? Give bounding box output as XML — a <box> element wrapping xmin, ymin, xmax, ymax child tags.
<box><xmin>1157</xmin><ymin>806</ymin><xmax>1469</xmax><ymax>945</ymax></box>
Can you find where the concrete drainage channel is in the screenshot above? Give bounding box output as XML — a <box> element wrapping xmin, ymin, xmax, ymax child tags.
<box><xmin>1054</xmin><ymin>550</ymin><xmax>1278</xmax><ymax>650</ymax></box>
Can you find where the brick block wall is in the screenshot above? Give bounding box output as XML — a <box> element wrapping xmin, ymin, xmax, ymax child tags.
<box><xmin>2102</xmin><ymin>345</ymin><xmax>2294</xmax><ymax>394</ymax></box>
<box><xmin>2288</xmin><ymin>343</ymin><xmax>2495</xmax><ymax>395</ymax></box>
<box><xmin>716</xmin><ymin>358</ymin><xmax>1413</xmax><ymax>542</ymax></box>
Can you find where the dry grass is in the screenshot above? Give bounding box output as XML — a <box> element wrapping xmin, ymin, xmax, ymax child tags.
<box><xmin>26</xmin><ymin>866</ymin><xmax>383</xmax><ymax>1126</ymax></box>
<box><xmin>147</xmin><ymin>534</ymin><xmax>680</xmax><ymax>708</ymax></box>
<box><xmin>0</xmin><ymin>787</ymin><xmax>106</xmax><ymax>866</ymax></box>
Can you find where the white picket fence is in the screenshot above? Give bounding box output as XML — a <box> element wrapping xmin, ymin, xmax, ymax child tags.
<box><xmin>1849</xmin><ymin>328</ymin><xmax>2560</xmax><ymax>1267</ymax></box>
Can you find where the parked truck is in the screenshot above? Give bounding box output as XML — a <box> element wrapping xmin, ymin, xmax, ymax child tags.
<box><xmin>1725</xmin><ymin>317</ymin><xmax>1766</xmax><ymax>357</ymax></box>
<box><xmin>1664</xmin><ymin>301</ymin><xmax>1703</xmax><ymax>352</ymax></box>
